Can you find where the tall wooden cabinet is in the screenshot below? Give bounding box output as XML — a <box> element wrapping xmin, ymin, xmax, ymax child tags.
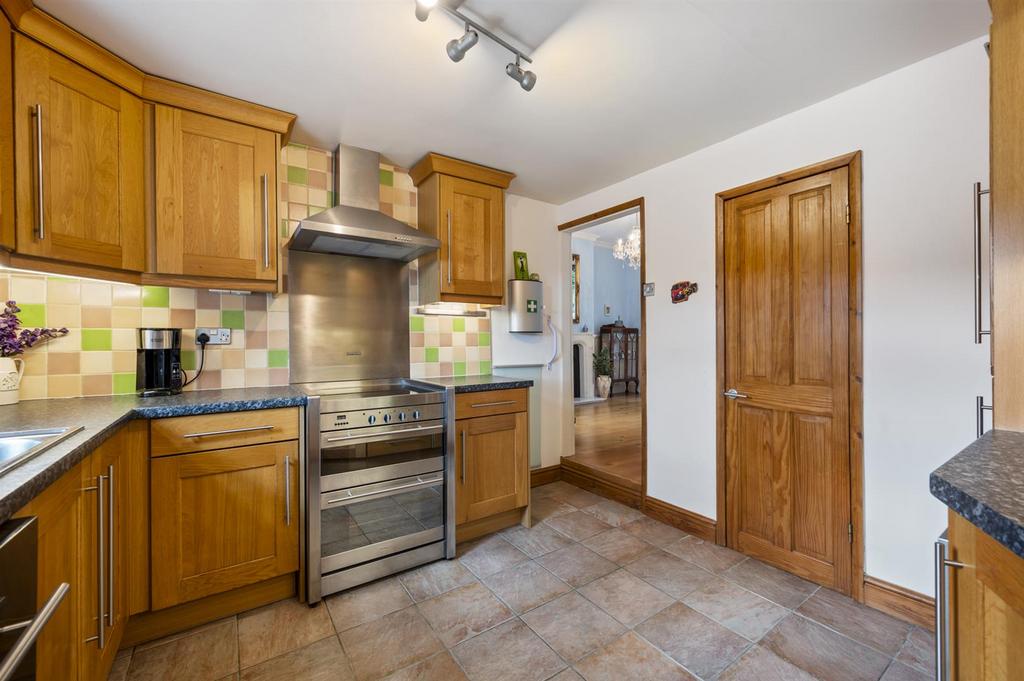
<box><xmin>0</xmin><ymin>10</ymin><xmax>13</xmax><ymax>250</ymax></box>
<box><xmin>598</xmin><ymin>324</ymin><xmax>640</xmax><ymax>394</ymax></box>
<box><xmin>412</xmin><ymin>153</ymin><xmax>515</xmax><ymax>305</ymax></box>
<box><xmin>12</xmin><ymin>35</ymin><xmax>145</xmax><ymax>272</ymax></box>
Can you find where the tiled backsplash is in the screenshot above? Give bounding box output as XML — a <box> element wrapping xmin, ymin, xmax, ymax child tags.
<box><xmin>5</xmin><ymin>143</ymin><xmax>491</xmax><ymax>400</ymax></box>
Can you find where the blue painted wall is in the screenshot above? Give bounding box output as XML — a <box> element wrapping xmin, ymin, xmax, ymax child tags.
<box><xmin>570</xmin><ymin>237</ymin><xmax>640</xmax><ymax>333</ymax></box>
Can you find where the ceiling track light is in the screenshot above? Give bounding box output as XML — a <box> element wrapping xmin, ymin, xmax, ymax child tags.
<box><xmin>416</xmin><ymin>1</ymin><xmax>537</xmax><ymax>92</ymax></box>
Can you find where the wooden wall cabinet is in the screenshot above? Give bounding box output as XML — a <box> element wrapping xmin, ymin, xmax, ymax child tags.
<box><xmin>0</xmin><ymin>10</ymin><xmax>14</xmax><ymax>251</ymax></box>
<box><xmin>12</xmin><ymin>34</ymin><xmax>145</xmax><ymax>273</ymax></box>
<box><xmin>411</xmin><ymin>153</ymin><xmax>515</xmax><ymax>305</ymax></box>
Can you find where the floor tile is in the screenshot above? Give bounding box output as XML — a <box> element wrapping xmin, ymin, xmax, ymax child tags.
<box><xmin>798</xmin><ymin>587</ymin><xmax>912</xmax><ymax>656</ymax></box>
<box><xmin>580</xmin><ymin>499</ymin><xmax>645</xmax><ymax>527</ymax></box>
<box><xmin>896</xmin><ymin>626</ymin><xmax>935</xmax><ymax>676</ymax></box>
<box><xmin>416</xmin><ymin>581</ymin><xmax>514</xmax><ymax>647</ymax></box>
<box><xmin>531</xmin><ymin>497</ymin><xmax>578</xmax><ymax>522</ymax></box>
<box><xmin>481</xmin><ymin>560</ymin><xmax>572</xmax><ymax>613</ymax></box>
<box><xmin>548</xmin><ymin>670</ymin><xmax>584</xmax><ymax>681</ymax></box>
<box><xmin>544</xmin><ymin>511</ymin><xmax>613</xmax><ymax>542</ymax></box>
<box><xmin>723</xmin><ymin>559</ymin><xmax>819</xmax><ymax>609</ymax></box>
<box><xmin>108</xmin><ymin>649</ymin><xmax>131</xmax><ymax>681</ymax></box>
<box><xmin>325</xmin><ymin>576</ymin><xmax>413</xmax><ymax>632</ymax></box>
<box><xmin>237</xmin><ymin>599</ymin><xmax>335</xmax><ymax>669</ymax></box>
<box><xmin>624</xmin><ymin>549</ymin><xmax>718</xmax><ymax>599</ymax></box>
<box><xmin>452</xmin><ymin>618</ymin><xmax>566</xmax><ymax>681</ymax></box>
<box><xmin>549</xmin><ymin>485</ymin><xmax>605</xmax><ymax>509</ymax></box>
<box><xmin>760</xmin><ymin>614</ymin><xmax>892</xmax><ymax>681</ymax></box>
<box><xmin>522</xmin><ymin>592</ymin><xmax>626</xmax><ymax>662</ymax></box>
<box><xmin>635</xmin><ymin>602</ymin><xmax>750</xmax><ymax>679</ymax></box>
<box><xmin>621</xmin><ymin>517</ymin><xmax>688</xmax><ymax>548</ymax></box>
<box><xmin>682</xmin><ymin>577</ymin><xmax>788</xmax><ymax>641</ymax></box>
<box><xmin>382</xmin><ymin>651</ymin><xmax>470</xmax><ymax>681</ymax></box>
<box><xmin>664</xmin><ymin>536</ymin><xmax>746</xmax><ymax>574</ymax></box>
<box><xmin>536</xmin><ymin>544</ymin><xmax>618</xmax><ymax>587</ymax></box>
<box><xmin>574</xmin><ymin>632</ymin><xmax>696</xmax><ymax>681</ymax></box>
<box><xmin>399</xmin><ymin>558</ymin><xmax>478</xmax><ymax>602</ymax></box>
<box><xmin>500</xmin><ymin>523</ymin><xmax>575</xmax><ymax>558</ymax></box>
<box><xmin>578</xmin><ymin>569</ymin><xmax>674</xmax><ymax>627</ymax></box>
<box><xmin>881</xmin><ymin>661</ymin><xmax>932</xmax><ymax>681</ymax></box>
<box><xmin>338</xmin><ymin>606</ymin><xmax>445</xmax><ymax>681</ymax></box>
<box><xmin>716</xmin><ymin>645</ymin><xmax>818</xmax><ymax>681</ymax></box>
<box><xmin>582</xmin><ymin>528</ymin><xmax>656</xmax><ymax>565</ymax></box>
<box><xmin>133</xmin><ymin>616</ymin><xmax>235</xmax><ymax>653</ymax></box>
<box><xmin>127</xmin><ymin>618</ymin><xmax>238</xmax><ymax>681</ymax></box>
<box><xmin>238</xmin><ymin>636</ymin><xmax>355</xmax><ymax>681</ymax></box>
<box><xmin>459</xmin><ymin>535</ymin><xmax>530</xmax><ymax>577</ymax></box>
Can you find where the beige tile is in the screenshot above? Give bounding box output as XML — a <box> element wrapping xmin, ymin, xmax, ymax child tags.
<box><xmin>20</xmin><ymin>375</ymin><xmax>46</xmax><ymax>400</ymax></box>
<box><xmin>682</xmin><ymin>577</ymin><xmax>788</xmax><ymax>641</ymax></box>
<box><xmin>82</xmin><ymin>306</ymin><xmax>112</xmax><ymax>327</ymax></box>
<box><xmin>723</xmin><ymin>559</ymin><xmax>819</xmax><ymax>609</ymax></box>
<box><xmin>112</xmin><ymin>284</ymin><xmax>140</xmax><ymax>306</ymax></box>
<box><xmin>635</xmin><ymin>603</ymin><xmax>751</xmax><ymax>679</ymax></box>
<box><xmin>522</xmin><ymin>592</ymin><xmax>625</xmax><ymax>662</ymax></box>
<box><xmin>325</xmin><ymin>577</ymin><xmax>412</xmax><ymax>632</ymax></box>
<box><xmin>239</xmin><ymin>636</ymin><xmax>354</xmax><ymax>680</ymax></box>
<box><xmin>81</xmin><ymin>351</ymin><xmax>113</xmax><ymax>374</ymax></box>
<box><xmin>499</xmin><ymin>523</ymin><xmax>574</xmax><ymax>558</ymax></box>
<box><xmin>480</xmin><ymin>560</ymin><xmax>571</xmax><ymax>614</ymax></box>
<box><xmin>10</xmin><ymin>275</ymin><xmax>45</xmax><ymax>303</ymax></box>
<box><xmin>128</xmin><ymin>617</ymin><xmax>237</xmax><ymax>681</ymax></box>
<box><xmin>624</xmin><ymin>549</ymin><xmax>718</xmax><ymax>599</ymax></box>
<box><xmin>575</xmin><ymin>632</ymin><xmax>696</xmax><ymax>681</ymax></box>
<box><xmin>82</xmin><ymin>374</ymin><xmax>112</xmax><ymax>396</ymax></box>
<box><xmin>760</xmin><ymin>614</ymin><xmax>891</xmax><ymax>681</ymax></box>
<box><xmin>581</xmin><ymin>500</ymin><xmax>645</xmax><ymax>527</ymax></box>
<box><xmin>338</xmin><ymin>606</ymin><xmax>444</xmax><ymax>681</ymax></box>
<box><xmin>48</xmin><ymin>303</ymin><xmax>81</xmax><ymax>328</ymax></box>
<box><xmin>171</xmin><ymin>308</ymin><xmax>197</xmax><ymax>329</ymax></box>
<box><xmin>536</xmin><ymin>544</ymin><xmax>617</xmax><ymax>588</ymax></box>
<box><xmin>237</xmin><ymin>599</ymin><xmax>335</xmax><ymax>669</ymax></box>
<box><xmin>112</xmin><ymin>329</ymin><xmax>136</xmax><ymax>351</ymax></box>
<box><xmin>458</xmin><ymin>535</ymin><xmax>529</xmax><ymax>578</ymax></box>
<box><xmin>717</xmin><ymin>645</ymin><xmax>818</xmax><ymax>681</ymax></box>
<box><xmin>221</xmin><ymin>369</ymin><xmax>245</xmax><ymax>389</ymax></box>
<box><xmin>582</xmin><ymin>528</ymin><xmax>655</xmax><ymax>565</ymax></box>
<box><xmin>47</xmin><ymin>374</ymin><xmax>81</xmax><ymax>398</ymax></box>
<box><xmin>665</xmin><ymin>536</ymin><xmax>746</xmax><ymax>574</ymax></box>
<box><xmin>114</xmin><ymin>350</ymin><xmax>135</xmax><ymax>373</ymax></box>
<box><xmin>47</xmin><ymin>277</ymin><xmax>80</xmax><ymax>304</ymax></box>
<box><xmin>80</xmin><ymin>281</ymin><xmax>112</xmax><ymax>306</ymax></box>
<box><xmin>381</xmin><ymin>651</ymin><xmax>468</xmax><ymax>681</ymax></box>
<box><xmin>452</xmin><ymin>618</ymin><xmax>566</xmax><ymax>681</ymax></box>
<box><xmin>399</xmin><ymin>559</ymin><xmax>478</xmax><ymax>602</ymax></box>
<box><xmin>543</xmin><ymin>511</ymin><xmax>612</xmax><ymax>542</ymax></box>
<box><xmin>141</xmin><ymin>308</ymin><xmax>171</xmax><ymax>327</ymax></box>
<box><xmin>169</xmin><ymin>287</ymin><xmax>196</xmax><ymax>309</ymax></box>
<box><xmin>47</xmin><ymin>352</ymin><xmax>79</xmax><ymax>375</ymax></box>
<box><xmin>797</xmin><ymin>586</ymin><xmax>911</xmax><ymax>656</ymax></box>
<box><xmin>578</xmin><ymin>569</ymin><xmax>674</xmax><ymax>627</ymax></box>
<box><xmin>112</xmin><ymin>306</ymin><xmax>141</xmax><ymax>329</ymax></box>
<box><xmin>621</xmin><ymin>516</ymin><xmax>686</xmax><ymax>548</ymax></box>
<box><xmin>416</xmin><ymin>582</ymin><xmax>513</xmax><ymax>647</ymax></box>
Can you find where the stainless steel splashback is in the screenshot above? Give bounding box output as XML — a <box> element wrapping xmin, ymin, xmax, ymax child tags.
<box><xmin>288</xmin><ymin>250</ymin><xmax>409</xmax><ymax>383</ymax></box>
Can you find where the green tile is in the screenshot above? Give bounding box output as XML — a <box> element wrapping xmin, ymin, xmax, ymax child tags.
<box><xmin>478</xmin><ymin>332</ymin><xmax>491</xmax><ymax>346</ymax></box>
<box><xmin>424</xmin><ymin>347</ymin><xmax>439</xmax><ymax>363</ymax></box>
<box><xmin>479</xmin><ymin>360</ymin><xmax>492</xmax><ymax>374</ymax></box>
<box><xmin>113</xmin><ymin>373</ymin><xmax>136</xmax><ymax>395</ymax></box>
<box><xmin>268</xmin><ymin>349</ymin><xmax>289</xmax><ymax>368</ymax></box>
<box><xmin>181</xmin><ymin>350</ymin><xmax>196</xmax><ymax>371</ymax></box>
<box><xmin>280</xmin><ymin>219</ymin><xmax>289</xmax><ymax>238</ymax></box>
<box><xmin>222</xmin><ymin>310</ymin><xmax>245</xmax><ymax>330</ymax></box>
<box><xmin>287</xmin><ymin>166</ymin><xmax>308</xmax><ymax>184</ymax></box>
<box><xmin>453</xmin><ymin>361</ymin><xmax>466</xmax><ymax>377</ymax></box>
<box><xmin>16</xmin><ymin>304</ymin><xmax>46</xmax><ymax>328</ymax></box>
<box><xmin>452</xmin><ymin>317</ymin><xmax>465</xmax><ymax>333</ymax></box>
<box><xmin>142</xmin><ymin>286</ymin><xmax>170</xmax><ymax>308</ymax></box>
<box><xmin>379</xmin><ymin>169</ymin><xmax>394</xmax><ymax>187</ymax></box>
<box><xmin>81</xmin><ymin>329</ymin><xmax>112</xmax><ymax>351</ymax></box>
<box><xmin>410</xmin><ymin>315</ymin><xmax>425</xmax><ymax>332</ymax></box>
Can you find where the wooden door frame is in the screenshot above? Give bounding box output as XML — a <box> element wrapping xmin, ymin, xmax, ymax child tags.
<box><xmin>715</xmin><ymin>152</ymin><xmax>864</xmax><ymax>601</ymax></box>
<box><xmin>558</xmin><ymin>198</ymin><xmax>647</xmax><ymax>504</ymax></box>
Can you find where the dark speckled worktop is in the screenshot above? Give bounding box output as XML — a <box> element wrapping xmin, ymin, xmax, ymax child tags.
<box><xmin>0</xmin><ymin>386</ymin><xmax>306</xmax><ymax>524</ymax></box>
<box><xmin>931</xmin><ymin>429</ymin><xmax>1024</xmax><ymax>559</ymax></box>
<box><xmin>423</xmin><ymin>374</ymin><xmax>533</xmax><ymax>393</ymax></box>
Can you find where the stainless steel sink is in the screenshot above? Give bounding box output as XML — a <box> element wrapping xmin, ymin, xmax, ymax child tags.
<box><xmin>0</xmin><ymin>427</ymin><xmax>84</xmax><ymax>478</ymax></box>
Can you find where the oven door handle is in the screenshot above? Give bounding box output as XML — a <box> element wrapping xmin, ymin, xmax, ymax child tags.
<box><xmin>0</xmin><ymin>582</ymin><xmax>70</xmax><ymax>681</ymax></box>
<box><xmin>323</xmin><ymin>424</ymin><xmax>443</xmax><ymax>444</ymax></box>
<box><xmin>325</xmin><ymin>475</ymin><xmax>443</xmax><ymax>505</ymax></box>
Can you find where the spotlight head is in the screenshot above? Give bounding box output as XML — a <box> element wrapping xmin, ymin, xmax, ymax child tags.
<box><xmin>505</xmin><ymin>60</ymin><xmax>537</xmax><ymax>91</ymax></box>
<box><xmin>446</xmin><ymin>29</ymin><xmax>479</xmax><ymax>62</ymax></box>
<box><xmin>415</xmin><ymin>0</ymin><xmax>437</xmax><ymax>22</ymax></box>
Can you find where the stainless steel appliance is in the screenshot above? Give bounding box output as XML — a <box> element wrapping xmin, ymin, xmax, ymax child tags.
<box><xmin>0</xmin><ymin>518</ymin><xmax>69</xmax><ymax>681</ymax></box>
<box><xmin>508</xmin><ymin>279</ymin><xmax>544</xmax><ymax>333</ymax></box>
<box><xmin>136</xmin><ymin>328</ymin><xmax>183</xmax><ymax>396</ymax></box>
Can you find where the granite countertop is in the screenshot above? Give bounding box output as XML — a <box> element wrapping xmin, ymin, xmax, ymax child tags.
<box><xmin>931</xmin><ymin>429</ymin><xmax>1024</xmax><ymax>559</ymax></box>
<box><xmin>422</xmin><ymin>374</ymin><xmax>534</xmax><ymax>393</ymax></box>
<box><xmin>0</xmin><ymin>386</ymin><xmax>306</xmax><ymax>524</ymax></box>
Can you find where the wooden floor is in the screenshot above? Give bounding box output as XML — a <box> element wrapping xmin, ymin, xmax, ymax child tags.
<box><xmin>563</xmin><ymin>392</ymin><xmax>642</xmax><ymax>492</ymax></box>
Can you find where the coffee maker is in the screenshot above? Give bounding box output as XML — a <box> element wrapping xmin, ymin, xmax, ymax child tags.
<box><xmin>136</xmin><ymin>328</ymin><xmax>183</xmax><ymax>396</ymax></box>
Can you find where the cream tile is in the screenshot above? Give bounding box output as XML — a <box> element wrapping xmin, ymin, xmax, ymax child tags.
<box><xmin>112</xmin><ymin>307</ymin><xmax>141</xmax><ymax>329</ymax></box>
<box><xmin>196</xmin><ymin>309</ymin><xmax>221</xmax><ymax>327</ymax></box>
<box><xmin>112</xmin><ymin>284</ymin><xmax>140</xmax><ymax>306</ymax></box>
<box><xmin>221</xmin><ymin>369</ymin><xmax>245</xmax><ymax>389</ymax></box>
<box><xmin>244</xmin><ymin>349</ymin><xmax>268</xmax><ymax>369</ymax></box>
<box><xmin>112</xmin><ymin>329</ymin><xmax>136</xmax><ymax>351</ymax></box>
<box><xmin>80</xmin><ymin>281</ymin><xmax>112</xmax><ymax>306</ymax></box>
<box><xmin>244</xmin><ymin>368</ymin><xmax>269</xmax><ymax>387</ymax></box>
<box><xmin>81</xmin><ymin>351</ymin><xmax>113</xmax><ymax>374</ymax></box>
<box><xmin>47</xmin><ymin>278</ymin><xmax>80</xmax><ymax>304</ymax></box>
<box><xmin>10</xmin><ymin>275</ymin><xmax>45</xmax><ymax>304</ymax></box>
<box><xmin>236</xmin><ymin>599</ymin><xmax>334</xmax><ymax>669</ymax></box>
<box><xmin>141</xmin><ymin>308</ymin><xmax>171</xmax><ymax>327</ymax></box>
<box><xmin>47</xmin><ymin>303</ymin><xmax>81</xmax><ymax>329</ymax></box>
<box><xmin>169</xmin><ymin>287</ymin><xmax>196</xmax><ymax>309</ymax></box>
<box><xmin>20</xmin><ymin>375</ymin><xmax>46</xmax><ymax>400</ymax></box>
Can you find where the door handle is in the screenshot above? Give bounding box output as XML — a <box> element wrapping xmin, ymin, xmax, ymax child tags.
<box><xmin>284</xmin><ymin>456</ymin><xmax>292</xmax><ymax>526</ymax></box>
<box><xmin>107</xmin><ymin>463</ymin><xmax>114</xmax><ymax>627</ymax></box>
<box><xmin>0</xmin><ymin>582</ymin><xmax>69</xmax><ymax>681</ymax></box>
<box><xmin>934</xmin><ymin>537</ymin><xmax>968</xmax><ymax>681</ymax></box>
<box><xmin>182</xmin><ymin>424</ymin><xmax>275</xmax><ymax>439</ymax></box>
<box><xmin>976</xmin><ymin>395</ymin><xmax>993</xmax><ymax>438</ymax></box>
<box><xmin>446</xmin><ymin>209</ymin><xmax>453</xmax><ymax>285</ymax></box>
<box><xmin>460</xmin><ymin>429</ymin><xmax>466</xmax><ymax>484</ymax></box>
<box><xmin>723</xmin><ymin>388</ymin><xmax>749</xmax><ymax>400</ymax></box>
<box><xmin>32</xmin><ymin>104</ymin><xmax>44</xmax><ymax>240</ymax></box>
<box><xmin>82</xmin><ymin>474</ymin><xmax>106</xmax><ymax>649</ymax></box>
<box><xmin>973</xmin><ymin>181</ymin><xmax>991</xmax><ymax>344</ymax></box>
<box><xmin>261</xmin><ymin>173</ymin><xmax>271</xmax><ymax>269</ymax></box>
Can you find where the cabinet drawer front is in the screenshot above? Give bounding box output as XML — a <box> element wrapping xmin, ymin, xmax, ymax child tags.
<box><xmin>455</xmin><ymin>388</ymin><xmax>527</xmax><ymax>419</ymax></box>
<box><xmin>151</xmin><ymin>408</ymin><xmax>299</xmax><ymax>457</ymax></box>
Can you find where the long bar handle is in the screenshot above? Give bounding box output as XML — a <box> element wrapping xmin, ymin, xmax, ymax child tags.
<box><xmin>284</xmin><ymin>455</ymin><xmax>292</xmax><ymax>526</ymax></box>
<box><xmin>976</xmin><ymin>395</ymin><xmax>993</xmax><ymax>438</ymax></box>
<box><xmin>934</xmin><ymin>539</ymin><xmax>967</xmax><ymax>681</ymax></box>
<box><xmin>446</xmin><ymin>209</ymin><xmax>453</xmax><ymax>284</ymax></box>
<box><xmin>974</xmin><ymin>182</ymin><xmax>991</xmax><ymax>343</ymax></box>
<box><xmin>182</xmin><ymin>424</ymin><xmax>275</xmax><ymax>439</ymax></box>
<box><xmin>261</xmin><ymin>174</ymin><xmax>270</xmax><ymax>269</ymax></box>
<box><xmin>461</xmin><ymin>429</ymin><xmax>467</xmax><ymax>484</ymax></box>
<box><xmin>469</xmin><ymin>400</ymin><xmax>517</xmax><ymax>409</ymax></box>
<box><xmin>82</xmin><ymin>475</ymin><xmax>106</xmax><ymax>649</ymax></box>
<box><xmin>324</xmin><ymin>424</ymin><xmax>441</xmax><ymax>443</ymax></box>
<box><xmin>107</xmin><ymin>464</ymin><xmax>114</xmax><ymax>627</ymax></box>
<box><xmin>325</xmin><ymin>476</ymin><xmax>443</xmax><ymax>505</ymax></box>
<box><xmin>32</xmin><ymin>104</ymin><xmax>44</xmax><ymax>240</ymax></box>
<box><xmin>0</xmin><ymin>582</ymin><xmax>70</xmax><ymax>681</ymax></box>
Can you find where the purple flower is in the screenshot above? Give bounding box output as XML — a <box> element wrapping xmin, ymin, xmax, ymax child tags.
<box><xmin>0</xmin><ymin>300</ymin><xmax>69</xmax><ymax>357</ymax></box>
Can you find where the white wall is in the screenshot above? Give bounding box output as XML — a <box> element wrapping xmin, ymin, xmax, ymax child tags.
<box><xmin>554</xmin><ymin>37</ymin><xmax>991</xmax><ymax>596</ymax></box>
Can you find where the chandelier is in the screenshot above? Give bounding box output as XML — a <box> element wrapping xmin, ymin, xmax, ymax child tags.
<box><xmin>613</xmin><ymin>226</ymin><xmax>641</xmax><ymax>270</ymax></box>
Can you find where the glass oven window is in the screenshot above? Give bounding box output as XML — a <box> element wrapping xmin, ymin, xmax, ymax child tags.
<box><xmin>321</xmin><ymin>434</ymin><xmax>442</xmax><ymax>478</ymax></box>
<box><xmin>321</xmin><ymin>480</ymin><xmax>443</xmax><ymax>557</ymax></box>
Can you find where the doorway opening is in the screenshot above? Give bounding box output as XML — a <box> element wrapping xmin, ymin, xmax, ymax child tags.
<box><xmin>558</xmin><ymin>199</ymin><xmax>646</xmax><ymax>507</ymax></box>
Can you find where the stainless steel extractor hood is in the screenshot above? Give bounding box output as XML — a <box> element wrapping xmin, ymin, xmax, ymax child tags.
<box><xmin>286</xmin><ymin>144</ymin><xmax>439</xmax><ymax>261</ymax></box>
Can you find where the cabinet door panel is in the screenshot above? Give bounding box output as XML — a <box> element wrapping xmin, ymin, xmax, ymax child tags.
<box><xmin>459</xmin><ymin>412</ymin><xmax>528</xmax><ymax>523</ymax></box>
<box><xmin>154</xmin><ymin>106</ymin><xmax>277</xmax><ymax>281</ymax></box>
<box><xmin>151</xmin><ymin>441</ymin><xmax>298</xmax><ymax>609</ymax></box>
<box><xmin>0</xmin><ymin>12</ymin><xmax>13</xmax><ymax>250</ymax></box>
<box><xmin>440</xmin><ymin>176</ymin><xmax>503</xmax><ymax>298</ymax></box>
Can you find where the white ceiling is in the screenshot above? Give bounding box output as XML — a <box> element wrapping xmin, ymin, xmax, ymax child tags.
<box><xmin>571</xmin><ymin>212</ymin><xmax>639</xmax><ymax>247</ymax></box>
<box><xmin>36</xmin><ymin>0</ymin><xmax>990</xmax><ymax>204</ymax></box>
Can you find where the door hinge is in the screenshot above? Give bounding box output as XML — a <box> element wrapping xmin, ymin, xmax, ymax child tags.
<box><xmin>845</xmin><ymin>204</ymin><xmax>850</xmax><ymax>224</ymax></box>
<box><xmin>848</xmin><ymin>522</ymin><xmax>854</xmax><ymax>544</ymax></box>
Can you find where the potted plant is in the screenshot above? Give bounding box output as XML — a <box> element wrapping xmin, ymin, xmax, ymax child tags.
<box><xmin>0</xmin><ymin>301</ymin><xmax>68</xmax><ymax>405</ymax></box>
<box><xmin>593</xmin><ymin>347</ymin><xmax>612</xmax><ymax>399</ymax></box>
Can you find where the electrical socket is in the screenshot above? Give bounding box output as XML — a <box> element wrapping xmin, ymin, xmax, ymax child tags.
<box><xmin>196</xmin><ymin>328</ymin><xmax>231</xmax><ymax>345</ymax></box>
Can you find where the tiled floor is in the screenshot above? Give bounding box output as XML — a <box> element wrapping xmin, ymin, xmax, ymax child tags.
<box><xmin>110</xmin><ymin>481</ymin><xmax>937</xmax><ymax>681</ymax></box>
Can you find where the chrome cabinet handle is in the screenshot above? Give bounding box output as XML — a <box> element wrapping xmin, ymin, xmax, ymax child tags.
<box><xmin>723</xmin><ymin>388</ymin><xmax>749</xmax><ymax>400</ymax></box>
<box><xmin>284</xmin><ymin>456</ymin><xmax>292</xmax><ymax>526</ymax></box>
<box><xmin>976</xmin><ymin>395</ymin><xmax>993</xmax><ymax>438</ymax></box>
<box><xmin>32</xmin><ymin>104</ymin><xmax>44</xmax><ymax>240</ymax></box>
<box><xmin>470</xmin><ymin>400</ymin><xmax>516</xmax><ymax>409</ymax></box>
<box><xmin>446</xmin><ymin>209</ymin><xmax>452</xmax><ymax>284</ymax></box>
<box><xmin>182</xmin><ymin>424</ymin><xmax>275</xmax><ymax>439</ymax></box>
<box><xmin>0</xmin><ymin>582</ymin><xmax>69</xmax><ymax>681</ymax></box>
<box><xmin>974</xmin><ymin>181</ymin><xmax>992</xmax><ymax>344</ymax></box>
<box><xmin>460</xmin><ymin>429</ymin><xmax>467</xmax><ymax>484</ymax></box>
<box><xmin>325</xmin><ymin>476</ymin><xmax>443</xmax><ymax>505</ymax></box>
<box><xmin>82</xmin><ymin>475</ymin><xmax>106</xmax><ymax>648</ymax></box>
<box><xmin>934</xmin><ymin>538</ymin><xmax>967</xmax><ymax>681</ymax></box>
<box><xmin>261</xmin><ymin>173</ymin><xmax>270</xmax><ymax>269</ymax></box>
<box><xmin>107</xmin><ymin>464</ymin><xmax>114</xmax><ymax>627</ymax></box>
<box><xmin>324</xmin><ymin>424</ymin><xmax>440</xmax><ymax>443</ymax></box>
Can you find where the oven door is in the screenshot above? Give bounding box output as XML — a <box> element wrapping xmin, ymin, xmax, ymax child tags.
<box><xmin>319</xmin><ymin>424</ymin><xmax>443</xmax><ymax>491</ymax></box>
<box><xmin>320</xmin><ymin>472</ymin><xmax>444</xmax><ymax>574</ymax></box>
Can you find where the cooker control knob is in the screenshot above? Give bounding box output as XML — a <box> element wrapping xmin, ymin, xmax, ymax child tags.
<box><xmin>368</xmin><ymin>415</ymin><xmax>376</xmax><ymax>425</ymax></box>
<box><xmin>412</xmin><ymin>410</ymin><xmax>421</xmax><ymax>420</ymax></box>
<box><xmin>398</xmin><ymin>412</ymin><xmax>407</xmax><ymax>422</ymax></box>
<box><xmin>383</xmin><ymin>413</ymin><xmax>392</xmax><ymax>424</ymax></box>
